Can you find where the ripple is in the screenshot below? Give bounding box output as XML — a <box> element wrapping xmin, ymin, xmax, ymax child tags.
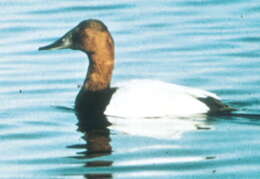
<box><xmin>28</xmin><ymin>4</ymin><xmax>135</xmax><ymax>15</ymax></box>
<box><xmin>1</xmin><ymin>0</ymin><xmax>260</xmax><ymax>178</ymax></box>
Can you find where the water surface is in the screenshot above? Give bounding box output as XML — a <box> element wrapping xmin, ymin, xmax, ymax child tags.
<box><xmin>1</xmin><ymin>0</ymin><xmax>260</xmax><ymax>178</ymax></box>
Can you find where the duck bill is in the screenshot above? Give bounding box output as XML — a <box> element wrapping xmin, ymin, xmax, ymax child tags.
<box><xmin>38</xmin><ymin>31</ymin><xmax>73</xmax><ymax>51</ymax></box>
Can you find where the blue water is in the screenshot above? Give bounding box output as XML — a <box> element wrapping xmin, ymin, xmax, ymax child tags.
<box><xmin>1</xmin><ymin>0</ymin><xmax>260</xmax><ymax>178</ymax></box>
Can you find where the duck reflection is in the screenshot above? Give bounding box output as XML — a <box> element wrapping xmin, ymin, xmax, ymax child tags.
<box><xmin>107</xmin><ymin>114</ymin><xmax>213</xmax><ymax>139</ymax></box>
<box><xmin>67</xmin><ymin>106</ymin><xmax>215</xmax><ymax>179</ymax></box>
<box><xmin>77</xmin><ymin>127</ymin><xmax>112</xmax><ymax>158</ymax></box>
<box><xmin>68</xmin><ymin>109</ymin><xmax>113</xmax><ymax>179</ymax></box>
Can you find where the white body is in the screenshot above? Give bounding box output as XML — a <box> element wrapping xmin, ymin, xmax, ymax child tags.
<box><xmin>105</xmin><ymin>79</ymin><xmax>220</xmax><ymax>118</ymax></box>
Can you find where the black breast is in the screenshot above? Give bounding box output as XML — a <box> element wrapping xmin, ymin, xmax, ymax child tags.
<box><xmin>75</xmin><ymin>88</ymin><xmax>117</xmax><ymax>130</ymax></box>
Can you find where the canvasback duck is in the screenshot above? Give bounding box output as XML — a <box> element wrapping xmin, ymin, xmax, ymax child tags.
<box><xmin>39</xmin><ymin>19</ymin><xmax>235</xmax><ymax>118</ymax></box>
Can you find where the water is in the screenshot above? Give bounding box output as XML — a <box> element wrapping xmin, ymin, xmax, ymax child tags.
<box><xmin>1</xmin><ymin>0</ymin><xmax>260</xmax><ymax>178</ymax></box>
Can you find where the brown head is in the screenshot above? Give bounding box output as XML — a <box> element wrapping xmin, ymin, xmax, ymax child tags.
<box><xmin>39</xmin><ymin>19</ymin><xmax>114</xmax><ymax>59</ymax></box>
<box><xmin>39</xmin><ymin>19</ymin><xmax>115</xmax><ymax>91</ymax></box>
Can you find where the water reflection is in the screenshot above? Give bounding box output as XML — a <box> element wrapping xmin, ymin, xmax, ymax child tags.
<box><xmin>108</xmin><ymin>115</ymin><xmax>213</xmax><ymax>139</ymax></box>
<box><xmin>69</xmin><ymin>110</ymin><xmax>113</xmax><ymax>178</ymax></box>
<box><xmin>60</xmin><ymin>100</ymin><xmax>217</xmax><ymax>179</ymax></box>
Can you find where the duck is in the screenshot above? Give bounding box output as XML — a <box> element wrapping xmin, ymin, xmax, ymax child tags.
<box><xmin>39</xmin><ymin>19</ymin><xmax>235</xmax><ymax>119</ymax></box>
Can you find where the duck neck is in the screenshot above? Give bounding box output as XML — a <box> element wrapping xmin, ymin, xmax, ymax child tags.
<box><xmin>84</xmin><ymin>51</ymin><xmax>114</xmax><ymax>91</ymax></box>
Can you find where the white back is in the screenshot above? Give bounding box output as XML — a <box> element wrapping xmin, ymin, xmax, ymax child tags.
<box><xmin>105</xmin><ymin>79</ymin><xmax>220</xmax><ymax>118</ymax></box>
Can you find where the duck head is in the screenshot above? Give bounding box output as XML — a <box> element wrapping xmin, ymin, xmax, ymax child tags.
<box><xmin>39</xmin><ymin>19</ymin><xmax>114</xmax><ymax>56</ymax></box>
<box><xmin>39</xmin><ymin>19</ymin><xmax>115</xmax><ymax>92</ymax></box>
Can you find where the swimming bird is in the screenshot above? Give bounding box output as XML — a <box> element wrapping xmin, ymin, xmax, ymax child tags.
<box><xmin>39</xmin><ymin>19</ymin><xmax>235</xmax><ymax>118</ymax></box>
